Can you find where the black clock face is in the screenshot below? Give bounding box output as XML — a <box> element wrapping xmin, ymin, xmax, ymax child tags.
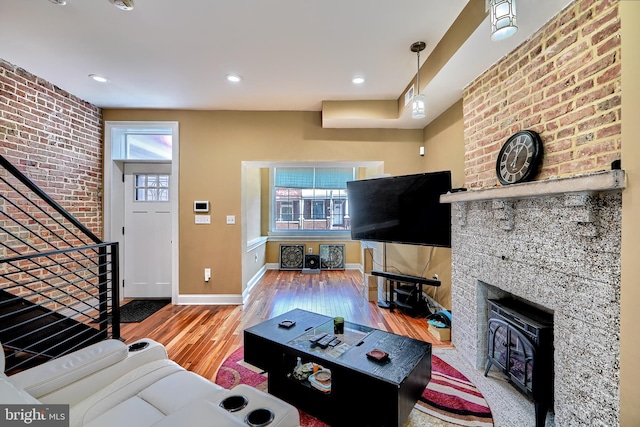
<box><xmin>496</xmin><ymin>130</ymin><xmax>543</xmax><ymax>185</ymax></box>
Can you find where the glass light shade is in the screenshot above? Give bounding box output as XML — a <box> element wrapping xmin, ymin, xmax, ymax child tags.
<box><xmin>490</xmin><ymin>0</ymin><xmax>517</xmax><ymax>41</ymax></box>
<box><xmin>412</xmin><ymin>94</ymin><xmax>426</xmax><ymax>119</ymax></box>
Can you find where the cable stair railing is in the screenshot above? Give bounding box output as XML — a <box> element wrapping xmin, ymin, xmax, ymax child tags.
<box><xmin>0</xmin><ymin>154</ymin><xmax>120</xmax><ymax>374</ymax></box>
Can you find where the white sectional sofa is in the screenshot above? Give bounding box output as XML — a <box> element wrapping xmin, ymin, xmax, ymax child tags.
<box><xmin>0</xmin><ymin>339</ymin><xmax>300</xmax><ymax>427</ymax></box>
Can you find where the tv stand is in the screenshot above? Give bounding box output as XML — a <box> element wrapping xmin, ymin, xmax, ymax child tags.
<box><xmin>371</xmin><ymin>270</ymin><xmax>440</xmax><ymax>316</ymax></box>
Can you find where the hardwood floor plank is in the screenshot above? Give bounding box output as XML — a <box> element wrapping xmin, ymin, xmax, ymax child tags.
<box><xmin>120</xmin><ymin>269</ymin><xmax>453</xmax><ymax>381</ymax></box>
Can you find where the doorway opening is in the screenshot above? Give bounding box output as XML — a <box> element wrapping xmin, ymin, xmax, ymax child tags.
<box><xmin>103</xmin><ymin>121</ymin><xmax>179</xmax><ymax>302</ymax></box>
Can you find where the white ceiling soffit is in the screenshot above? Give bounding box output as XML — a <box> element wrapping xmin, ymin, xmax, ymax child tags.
<box><xmin>0</xmin><ymin>0</ymin><xmax>573</xmax><ymax>130</ymax></box>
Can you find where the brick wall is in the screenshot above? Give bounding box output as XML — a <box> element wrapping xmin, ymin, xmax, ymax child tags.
<box><xmin>463</xmin><ymin>0</ymin><xmax>621</xmax><ymax>189</ymax></box>
<box><xmin>0</xmin><ymin>59</ymin><xmax>103</xmax><ymax>237</ymax></box>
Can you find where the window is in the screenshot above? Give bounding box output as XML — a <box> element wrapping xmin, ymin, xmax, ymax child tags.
<box><xmin>135</xmin><ymin>173</ymin><xmax>170</xmax><ymax>202</ymax></box>
<box><xmin>273</xmin><ymin>167</ymin><xmax>354</xmax><ymax>233</ymax></box>
<box><xmin>280</xmin><ymin>202</ymin><xmax>294</xmax><ymax>221</ymax></box>
<box><xmin>112</xmin><ymin>128</ymin><xmax>173</xmax><ymax>161</ymax></box>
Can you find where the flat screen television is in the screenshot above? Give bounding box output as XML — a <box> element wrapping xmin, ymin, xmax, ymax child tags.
<box><xmin>346</xmin><ymin>171</ymin><xmax>452</xmax><ymax>247</ymax></box>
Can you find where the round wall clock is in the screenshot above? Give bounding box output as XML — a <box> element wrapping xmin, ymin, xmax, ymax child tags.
<box><xmin>495</xmin><ymin>130</ymin><xmax>543</xmax><ymax>185</ymax></box>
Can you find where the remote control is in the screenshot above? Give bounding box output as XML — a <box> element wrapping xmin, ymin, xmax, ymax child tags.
<box><xmin>317</xmin><ymin>334</ymin><xmax>337</xmax><ymax>348</ymax></box>
<box><xmin>309</xmin><ymin>332</ymin><xmax>328</xmax><ymax>344</ymax></box>
<box><xmin>328</xmin><ymin>337</ymin><xmax>341</xmax><ymax>347</ymax></box>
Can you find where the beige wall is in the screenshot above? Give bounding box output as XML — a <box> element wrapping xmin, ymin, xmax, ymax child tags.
<box><xmin>620</xmin><ymin>1</ymin><xmax>640</xmax><ymax>425</ymax></box>
<box><xmin>417</xmin><ymin>100</ymin><xmax>465</xmax><ymax>309</ymax></box>
<box><xmin>102</xmin><ymin>109</ymin><xmax>423</xmax><ymax>295</ymax></box>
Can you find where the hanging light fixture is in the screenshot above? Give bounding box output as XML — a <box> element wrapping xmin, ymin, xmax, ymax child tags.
<box><xmin>410</xmin><ymin>41</ymin><xmax>426</xmax><ymax>120</ymax></box>
<box><xmin>109</xmin><ymin>0</ymin><xmax>134</xmax><ymax>11</ymax></box>
<box><xmin>490</xmin><ymin>0</ymin><xmax>518</xmax><ymax>41</ymax></box>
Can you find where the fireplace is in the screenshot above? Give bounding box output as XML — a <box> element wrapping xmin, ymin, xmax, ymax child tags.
<box><xmin>485</xmin><ymin>298</ymin><xmax>553</xmax><ymax>427</ymax></box>
<box><xmin>441</xmin><ymin>171</ymin><xmax>623</xmax><ymax>427</ymax></box>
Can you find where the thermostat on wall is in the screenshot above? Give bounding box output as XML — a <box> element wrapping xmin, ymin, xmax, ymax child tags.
<box><xmin>194</xmin><ymin>201</ymin><xmax>210</xmax><ymax>212</ymax></box>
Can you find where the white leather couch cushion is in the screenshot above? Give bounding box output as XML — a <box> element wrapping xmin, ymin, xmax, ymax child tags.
<box><xmin>84</xmin><ymin>396</ymin><xmax>166</xmax><ymax>427</ymax></box>
<box><xmin>70</xmin><ymin>359</ymin><xmax>182</xmax><ymax>427</ymax></box>
<box><xmin>138</xmin><ymin>370</ymin><xmax>227</xmax><ymax>414</ymax></box>
<box><xmin>33</xmin><ymin>339</ymin><xmax>169</xmax><ymax>405</ymax></box>
<box><xmin>70</xmin><ymin>359</ymin><xmax>230</xmax><ymax>427</ymax></box>
<box><xmin>152</xmin><ymin>400</ymin><xmax>247</xmax><ymax>427</ymax></box>
<box><xmin>9</xmin><ymin>339</ymin><xmax>128</xmax><ymax>398</ymax></box>
<box><xmin>0</xmin><ymin>375</ymin><xmax>40</xmax><ymax>404</ymax></box>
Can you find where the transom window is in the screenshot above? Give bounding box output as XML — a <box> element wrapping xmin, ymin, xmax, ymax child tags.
<box><xmin>273</xmin><ymin>167</ymin><xmax>354</xmax><ymax>232</ymax></box>
<box><xmin>112</xmin><ymin>128</ymin><xmax>173</xmax><ymax>161</ymax></box>
<box><xmin>135</xmin><ymin>174</ymin><xmax>170</xmax><ymax>202</ymax></box>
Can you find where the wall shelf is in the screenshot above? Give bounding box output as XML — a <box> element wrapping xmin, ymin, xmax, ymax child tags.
<box><xmin>440</xmin><ymin>170</ymin><xmax>625</xmax><ymax>204</ymax></box>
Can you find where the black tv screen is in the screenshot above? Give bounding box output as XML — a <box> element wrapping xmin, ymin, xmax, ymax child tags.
<box><xmin>347</xmin><ymin>171</ymin><xmax>452</xmax><ymax>247</ymax></box>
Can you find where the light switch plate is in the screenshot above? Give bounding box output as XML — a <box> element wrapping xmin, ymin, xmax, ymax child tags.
<box><xmin>226</xmin><ymin>215</ymin><xmax>236</xmax><ymax>225</ymax></box>
<box><xmin>195</xmin><ymin>215</ymin><xmax>211</xmax><ymax>224</ymax></box>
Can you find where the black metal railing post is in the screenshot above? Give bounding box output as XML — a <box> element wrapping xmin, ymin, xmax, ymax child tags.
<box><xmin>110</xmin><ymin>243</ymin><xmax>120</xmax><ymax>340</ymax></box>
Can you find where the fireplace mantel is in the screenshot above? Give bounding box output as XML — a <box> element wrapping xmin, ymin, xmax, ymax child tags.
<box><xmin>440</xmin><ymin>170</ymin><xmax>625</xmax><ymax>204</ymax></box>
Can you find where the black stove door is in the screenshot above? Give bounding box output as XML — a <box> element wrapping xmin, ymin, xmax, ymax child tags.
<box><xmin>487</xmin><ymin>318</ymin><xmax>509</xmax><ymax>371</ymax></box>
<box><xmin>508</xmin><ymin>325</ymin><xmax>536</xmax><ymax>391</ymax></box>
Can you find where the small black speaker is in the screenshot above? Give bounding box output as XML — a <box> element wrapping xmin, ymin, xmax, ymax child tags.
<box><xmin>611</xmin><ymin>159</ymin><xmax>621</xmax><ymax>170</ymax></box>
<box><xmin>304</xmin><ymin>254</ymin><xmax>320</xmax><ymax>269</ymax></box>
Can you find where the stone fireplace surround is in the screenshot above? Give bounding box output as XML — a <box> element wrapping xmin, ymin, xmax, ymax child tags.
<box><xmin>440</xmin><ymin>170</ymin><xmax>624</xmax><ymax>426</ymax></box>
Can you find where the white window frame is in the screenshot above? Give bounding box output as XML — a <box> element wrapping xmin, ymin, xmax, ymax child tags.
<box><xmin>269</xmin><ymin>163</ymin><xmax>358</xmax><ymax>239</ymax></box>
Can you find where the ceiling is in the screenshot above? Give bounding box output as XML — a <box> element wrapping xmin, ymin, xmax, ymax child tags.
<box><xmin>0</xmin><ymin>0</ymin><xmax>572</xmax><ymax>129</ymax></box>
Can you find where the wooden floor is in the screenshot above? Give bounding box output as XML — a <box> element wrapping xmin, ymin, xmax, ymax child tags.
<box><xmin>120</xmin><ymin>269</ymin><xmax>452</xmax><ymax>380</ymax></box>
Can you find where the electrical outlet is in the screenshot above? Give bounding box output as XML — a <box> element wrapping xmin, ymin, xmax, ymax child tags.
<box><xmin>226</xmin><ymin>215</ymin><xmax>236</xmax><ymax>225</ymax></box>
<box><xmin>204</xmin><ymin>268</ymin><xmax>211</xmax><ymax>282</ymax></box>
<box><xmin>433</xmin><ymin>274</ymin><xmax>439</xmax><ymax>281</ymax></box>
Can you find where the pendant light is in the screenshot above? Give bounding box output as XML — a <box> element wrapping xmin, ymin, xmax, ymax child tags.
<box><xmin>109</xmin><ymin>0</ymin><xmax>134</xmax><ymax>11</ymax></box>
<box><xmin>490</xmin><ymin>0</ymin><xmax>518</xmax><ymax>41</ymax></box>
<box><xmin>411</xmin><ymin>41</ymin><xmax>426</xmax><ymax>120</ymax></box>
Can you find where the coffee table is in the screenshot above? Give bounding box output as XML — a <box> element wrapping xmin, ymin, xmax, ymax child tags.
<box><xmin>244</xmin><ymin>309</ymin><xmax>431</xmax><ymax>427</ymax></box>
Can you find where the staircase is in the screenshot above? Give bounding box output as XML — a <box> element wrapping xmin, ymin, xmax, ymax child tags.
<box><xmin>0</xmin><ymin>155</ymin><xmax>120</xmax><ymax>374</ymax></box>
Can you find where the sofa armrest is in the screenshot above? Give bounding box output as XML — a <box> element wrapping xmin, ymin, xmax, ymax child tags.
<box><xmin>8</xmin><ymin>339</ymin><xmax>169</xmax><ymax>406</ymax></box>
<box><xmin>9</xmin><ymin>339</ymin><xmax>128</xmax><ymax>397</ymax></box>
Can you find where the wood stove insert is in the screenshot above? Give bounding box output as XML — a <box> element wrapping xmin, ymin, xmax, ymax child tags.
<box><xmin>484</xmin><ymin>298</ymin><xmax>554</xmax><ymax>427</ymax></box>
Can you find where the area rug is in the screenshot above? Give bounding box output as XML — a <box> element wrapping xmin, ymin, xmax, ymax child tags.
<box><xmin>215</xmin><ymin>347</ymin><xmax>493</xmax><ymax>427</ymax></box>
<box><xmin>119</xmin><ymin>299</ymin><xmax>170</xmax><ymax>323</ymax></box>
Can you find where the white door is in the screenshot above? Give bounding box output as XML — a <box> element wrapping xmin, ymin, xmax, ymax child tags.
<box><xmin>123</xmin><ymin>163</ymin><xmax>172</xmax><ymax>298</ymax></box>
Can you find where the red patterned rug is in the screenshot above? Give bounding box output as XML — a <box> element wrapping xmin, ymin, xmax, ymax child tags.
<box><xmin>215</xmin><ymin>347</ymin><xmax>493</xmax><ymax>427</ymax></box>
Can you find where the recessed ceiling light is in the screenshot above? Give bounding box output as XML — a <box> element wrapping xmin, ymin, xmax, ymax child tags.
<box><xmin>88</xmin><ymin>74</ymin><xmax>109</xmax><ymax>83</ymax></box>
<box><xmin>352</xmin><ymin>77</ymin><xmax>365</xmax><ymax>84</ymax></box>
<box><xmin>226</xmin><ymin>74</ymin><xmax>242</xmax><ymax>83</ymax></box>
<box><xmin>49</xmin><ymin>0</ymin><xmax>67</xmax><ymax>5</ymax></box>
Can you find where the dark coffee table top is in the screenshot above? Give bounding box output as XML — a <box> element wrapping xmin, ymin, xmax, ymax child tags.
<box><xmin>244</xmin><ymin>308</ymin><xmax>431</xmax><ymax>386</ymax></box>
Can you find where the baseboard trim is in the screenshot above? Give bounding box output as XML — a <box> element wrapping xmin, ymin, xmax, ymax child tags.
<box><xmin>175</xmin><ymin>294</ymin><xmax>243</xmax><ymax>305</ymax></box>
<box><xmin>266</xmin><ymin>263</ymin><xmax>362</xmax><ymax>270</ymax></box>
<box><xmin>244</xmin><ymin>265</ymin><xmax>268</xmax><ymax>302</ymax></box>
